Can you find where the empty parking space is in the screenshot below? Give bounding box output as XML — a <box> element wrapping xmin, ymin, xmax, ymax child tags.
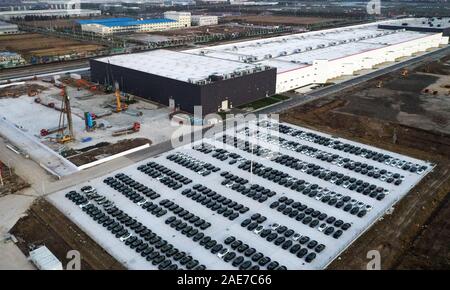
<box><xmin>47</xmin><ymin>119</ymin><xmax>433</xmax><ymax>269</ymax></box>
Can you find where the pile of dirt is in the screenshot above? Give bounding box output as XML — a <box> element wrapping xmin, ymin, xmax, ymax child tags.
<box><xmin>10</xmin><ymin>198</ymin><xmax>125</xmax><ymax>270</ymax></box>
<box><xmin>67</xmin><ymin>138</ymin><xmax>151</xmax><ymax>166</ymax></box>
<box><xmin>0</xmin><ymin>83</ymin><xmax>47</xmax><ymax>98</ymax></box>
<box><xmin>0</xmin><ymin>163</ymin><xmax>29</xmax><ymax>197</ymax></box>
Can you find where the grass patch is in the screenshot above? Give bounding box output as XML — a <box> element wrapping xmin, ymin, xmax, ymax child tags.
<box><xmin>271</xmin><ymin>94</ymin><xmax>290</xmax><ymax>101</ymax></box>
<box><xmin>237</xmin><ymin>95</ymin><xmax>290</xmax><ymax>110</ymax></box>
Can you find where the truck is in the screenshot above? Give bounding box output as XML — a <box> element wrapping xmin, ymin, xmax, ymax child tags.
<box><xmin>112</xmin><ymin>122</ymin><xmax>141</xmax><ymax>137</ymax></box>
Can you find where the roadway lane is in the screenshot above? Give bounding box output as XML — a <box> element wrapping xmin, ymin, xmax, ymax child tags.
<box><xmin>0</xmin><ymin>60</ymin><xmax>89</xmax><ymax>82</ymax></box>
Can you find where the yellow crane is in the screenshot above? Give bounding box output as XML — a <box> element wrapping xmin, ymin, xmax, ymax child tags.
<box><xmin>114</xmin><ymin>81</ymin><xmax>128</xmax><ymax>113</ymax></box>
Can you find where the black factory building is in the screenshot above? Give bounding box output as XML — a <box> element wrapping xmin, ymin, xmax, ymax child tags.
<box><xmin>90</xmin><ymin>59</ymin><xmax>277</xmax><ymax>116</ymax></box>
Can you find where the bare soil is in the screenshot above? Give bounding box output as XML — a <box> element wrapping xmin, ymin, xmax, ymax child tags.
<box><xmin>10</xmin><ymin>198</ymin><xmax>125</xmax><ymax>270</ymax></box>
<box><xmin>0</xmin><ymin>83</ymin><xmax>47</xmax><ymax>98</ymax></box>
<box><xmin>281</xmin><ymin>56</ymin><xmax>450</xmax><ymax>270</ymax></box>
<box><xmin>66</xmin><ymin>138</ymin><xmax>151</xmax><ymax>166</ymax></box>
<box><xmin>0</xmin><ymin>163</ymin><xmax>30</xmax><ymax>197</ymax></box>
<box><xmin>0</xmin><ymin>33</ymin><xmax>105</xmax><ymax>59</ymax></box>
<box><xmin>222</xmin><ymin>15</ymin><xmax>339</xmax><ymax>26</ymax></box>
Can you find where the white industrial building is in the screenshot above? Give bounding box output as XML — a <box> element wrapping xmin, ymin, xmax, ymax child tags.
<box><xmin>191</xmin><ymin>15</ymin><xmax>219</xmax><ymax>26</ymax></box>
<box><xmin>185</xmin><ymin>19</ymin><xmax>448</xmax><ymax>93</ymax></box>
<box><xmin>0</xmin><ymin>9</ymin><xmax>101</xmax><ymax>21</ymax></box>
<box><xmin>163</xmin><ymin>11</ymin><xmax>191</xmax><ymax>28</ymax></box>
<box><xmin>89</xmin><ymin>19</ymin><xmax>448</xmax><ymax>104</ymax></box>
<box><xmin>79</xmin><ymin>12</ymin><xmax>191</xmax><ymax>35</ymax></box>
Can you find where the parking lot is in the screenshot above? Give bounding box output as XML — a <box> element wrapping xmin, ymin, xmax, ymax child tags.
<box><xmin>47</xmin><ymin>120</ymin><xmax>433</xmax><ymax>270</ymax></box>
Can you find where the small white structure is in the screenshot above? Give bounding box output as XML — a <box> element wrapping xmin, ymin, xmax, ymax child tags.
<box><xmin>29</xmin><ymin>246</ymin><xmax>63</xmax><ymax>270</ymax></box>
<box><xmin>191</xmin><ymin>15</ymin><xmax>218</xmax><ymax>26</ymax></box>
<box><xmin>163</xmin><ymin>11</ymin><xmax>191</xmax><ymax>28</ymax></box>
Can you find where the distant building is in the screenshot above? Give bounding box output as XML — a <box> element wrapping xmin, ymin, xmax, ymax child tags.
<box><xmin>29</xmin><ymin>246</ymin><xmax>63</xmax><ymax>270</ymax></box>
<box><xmin>0</xmin><ymin>20</ymin><xmax>19</xmax><ymax>34</ymax></box>
<box><xmin>78</xmin><ymin>15</ymin><xmax>190</xmax><ymax>35</ymax></box>
<box><xmin>0</xmin><ymin>9</ymin><xmax>101</xmax><ymax>21</ymax></box>
<box><xmin>191</xmin><ymin>15</ymin><xmax>218</xmax><ymax>26</ymax></box>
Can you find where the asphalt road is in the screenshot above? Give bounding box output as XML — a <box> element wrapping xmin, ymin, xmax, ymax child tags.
<box><xmin>0</xmin><ymin>60</ymin><xmax>89</xmax><ymax>82</ymax></box>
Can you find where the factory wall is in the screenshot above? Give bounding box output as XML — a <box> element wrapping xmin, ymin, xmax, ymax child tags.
<box><xmin>90</xmin><ymin>59</ymin><xmax>202</xmax><ymax>113</ymax></box>
<box><xmin>90</xmin><ymin>59</ymin><xmax>277</xmax><ymax>115</ymax></box>
<box><xmin>200</xmin><ymin>68</ymin><xmax>277</xmax><ymax>114</ymax></box>
<box><xmin>274</xmin><ymin>33</ymin><xmax>443</xmax><ymax>93</ymax></box>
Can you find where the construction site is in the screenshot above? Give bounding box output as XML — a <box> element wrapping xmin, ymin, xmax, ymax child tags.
<box><xmin>0</xmin><ymin>16</ymin><xmax>448</xmax><ymax>271</ymax></box>
<box><xmin>0</xmin><ymin>74</ymin><xmax>195</xmax><ymax>178</ymax></box>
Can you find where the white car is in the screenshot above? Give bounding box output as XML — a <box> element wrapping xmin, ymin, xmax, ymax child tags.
<box><xmin>120</xmin><ymin>233</ymin><xmax>132</xmax><ymax>242</ymax></box>
<box><xmin>253</xmin><ymin>225</ymin><xmax>264</xmax><ymax>235</ymax></box>
<box><xmin>318</xmin><ymin>223</ymin><xmax>327</xmax><ymax>232</ymax></box>
<box><xmin>217</xmin><ymin>248</ymin><xmax>229</xmax><ymax>259</ymax></box>
<box><xmin>292</xmin><ymin>233</ymin><xmax>302</xmax><ymax>241</ymax></box>
<box><xmin>270</xmin><ymin>223</ymin><xmax>280</xmax><ymax>231</ymax></box>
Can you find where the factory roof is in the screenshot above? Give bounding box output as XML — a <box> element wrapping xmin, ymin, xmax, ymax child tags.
<box><xmin>380</xmin><ymin>17</ymin><xmax>450</xmax><ymax>30</ymax></box>
<box><xmin>77</xmin><ymin>18</ymin><xmax>134</xmax><ymax>24</ymax></box>
<box><xmin>95</xmin><ymin>49</ymin><xmax>270</xmax><ymax>84</ymax></box>
<box><xmin>78</xmin><ymin>17</ymin><xmax>176</xmax><ymax>27</ymax></box>
<box><xmin>185</xmin><ymin>23</ymin><xmax>437</xmax><ymax>73</ymax></box>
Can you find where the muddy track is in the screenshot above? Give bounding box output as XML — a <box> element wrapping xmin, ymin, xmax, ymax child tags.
<box><xmin>10</xmin><ymin>198</ymin><xmax>125</xmax><ymax>270</ymax></box>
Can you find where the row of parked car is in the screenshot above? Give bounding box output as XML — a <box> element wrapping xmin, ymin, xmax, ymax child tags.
<box><xmin>271</xmin><ymin>196</ymin><xmax>350</xmax><ymax>238</ymax></box>
<box><xmin>166</xmin><ymin>152</ymin><xmax>220</xmax><ymax>177</ymax></box>
<box><xmin>160</xmin><ymin>199</ymin><xmax>212</xmax><ymax>231</ymax></box>
<box><xmin>137</xmin><ymin>162</ymin><xmax>192</xmax><ymax>190</ymax></box>
<box><xmin>220</xmin><ymin>172</ymin><xmax>277</xmax><ymax>204</ymax></box>
<box><xmin>180</xmin><ymin>185</ymin><xmax>247</xmax><ymax>221</ymax></box>
<box><xmin>256</xmin><ymin>121</ymin><xmax>428</xmax><ymax>174</ymax></box>
<box><xmin>66</xmin><ymin>189</ymin><xmax>206</xmax><ymax>270</ymax></box>
<box><xmin>223</xmin><ymin>134</ymin><xmax>389</xmax><ymax>201</ymax></box>
<box><xmin>239</xmin><ymin>129</ymin><xmax>404</xmax><ymax>187</ymax></box>
<box><xmin>194</xmin><ymin>141</ymin><xmax>373</xmax><ymax>221</ymax></box>
<box><xmin>240</xmin><ymin>216</ymin><xmax>321</xmax><ymax>263</ymax></box>
<box><xmin>222</xmin><ymin>236</ymin><xmax>287</xmax><ymax>270</ymax></box>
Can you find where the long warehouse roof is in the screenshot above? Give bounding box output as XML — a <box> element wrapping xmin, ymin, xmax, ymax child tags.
<box><xmin>94</xmin><ymin>50</ymin><xmax>270</xmax><ymax>84</ymax></box>
<box><xmin>92</xmin><ymin>21</ymin><xmax>440</xmax><ymax>82</ymax></box>
<box><xmin>185</xmin><ymin>23</ymin><xmax>436</xmax><ymax>73</ymax></box>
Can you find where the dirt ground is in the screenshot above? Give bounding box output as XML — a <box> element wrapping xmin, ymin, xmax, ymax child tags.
<box><xmin>0</xmin><ymin>83</ymin><xmax>47</xmax><ymax>98</ymax></box>
<box><xmin>66</xmin><ymin>138</ymin><xmax>151</xmax><ymax>166</ymax></box>
<box><xmin>146</xmin><ymin>23</ymin><xmax>267</xmax><ymax>38</ymax></box>
<box><xmin>222</xmin><ymin>15</ymin><xmax>338</xmax><ymax>26</ymax></box>
<box><xmin>0</xmin><ymin>33</ymin><xmax>105</xmax><ymax>59</ymax></box>
<box><xmin>281</xmin><ymin>55</ymin><xmax>450</xmax><ymax>270</ymax></box>
<box><xmin>394</xmin><ymin>192</ymin><xmax>450</xmax><ymax>269</ymax></box>
<box><xmin>0</xmin><ymin>163</ymin><xmax>29</xmax><ymax>198</ymax></box>
<box><xmin>10</xmin><ymin>198</ymin><xmax>125</xmax><ymax>270</ymax></box>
